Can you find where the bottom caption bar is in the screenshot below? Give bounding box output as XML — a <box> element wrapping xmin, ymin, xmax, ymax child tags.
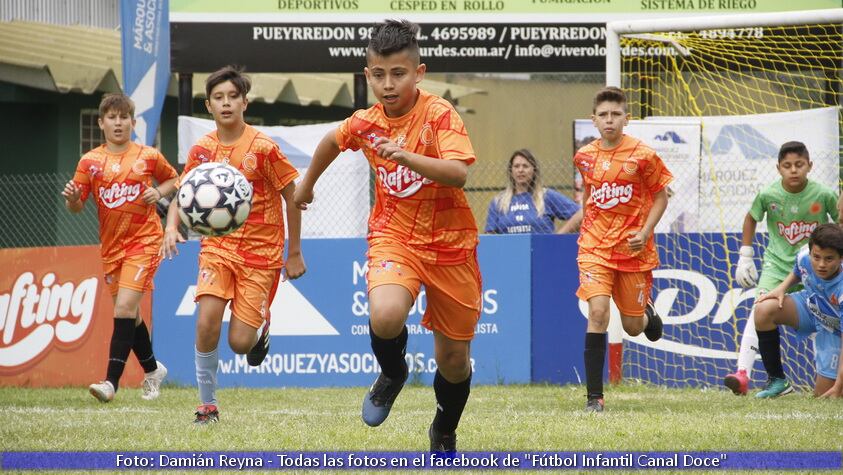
<box><xmin>1</xmin><ymin>451</ymin><xmax>841</xmax><ymax>470</ymax></box>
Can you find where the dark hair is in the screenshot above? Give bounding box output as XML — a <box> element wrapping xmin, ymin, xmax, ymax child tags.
<box><xmin>778</xmin><ymin>140</ymin><xmax>810</xmax><ymax>162</ymax></box>
<box><xmin>99</xmin><ymin>93</ymin><xmax>134</xmax><ymax>118</ymax></box>
<box><xmin>592</xmin><ymin>86</ymin><xmax>627</xmax><ymax>113</ymax></box>
<box><xmin>205</xmin><ymin>65</ymin><xmax>251</xmax><ymax>99</ymax></box>
<box><xmin>809</xmin><ymin>223</ymin><xmax>843</xmax><ymax>256</ymax></box>
<box><xmin>367</xmin><ymin>19</ymin><xmax>420</xmax><ymax>63</ymax></box>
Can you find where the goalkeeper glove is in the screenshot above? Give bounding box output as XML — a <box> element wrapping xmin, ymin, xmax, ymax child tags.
<box><xmin>735</xmin><ymin>245</ymin><xmax>758</xmax><ymax>288</ymax></box>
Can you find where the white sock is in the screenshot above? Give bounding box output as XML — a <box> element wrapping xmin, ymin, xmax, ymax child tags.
<box><xmin>195</xmin><ymin>346</ymin><xmax>219</xmax><ymax>405</ymax></box>
<box><xmin>736</xmin><ymin>316</ymin><xmax>758</xmax><ymax>380</ymax></box>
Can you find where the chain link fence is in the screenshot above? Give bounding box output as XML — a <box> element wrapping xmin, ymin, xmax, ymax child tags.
<box><xmin>3</xmin><ymin>74</ymin><xmax>595</xmax><ymax>249</ymax></box>
<box><xmin>0</xmin><ymin>172</ymin><xmax>100</xmax><ymax>249</ymax></box>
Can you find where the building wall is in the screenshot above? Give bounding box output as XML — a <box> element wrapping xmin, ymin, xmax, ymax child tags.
<box><xmin>0</xmin><ymin>0</ymin><xmax>119</xmax><ymax>28</ymax></box>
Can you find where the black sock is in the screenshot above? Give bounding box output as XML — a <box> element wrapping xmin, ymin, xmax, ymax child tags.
<box><xmin>758</xmin><ymin>328</ymin><xmax>785</xmax><ymax>380</ymax></box>
<box><xmin>132</xmin><ymin>320</ymin><xmax>158</xmax><ymax>373</ymax></box>
<box><xmin>370</xmin><ymin>323</ymin><xmax>408</xmax><ymax>380</ymax></box>
<box><xmin>584</xmin><ymin>332</ymin><xmax>607</xmax><ymax>399</ymax></box>
<box><xmin>106</xmin><ymin>318</ymin><xmax>136</xmax><ymax>391</ymax></box>
<box><xmin>432</xmin><ymin>370</ymin><xmax>471</xmax><ymax>434</ymax></box>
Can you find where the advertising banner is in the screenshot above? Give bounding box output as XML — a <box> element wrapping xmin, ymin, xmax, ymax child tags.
<box><xmin>170</xmin><ymin>0</ymin><xmax>838</xmax><ymax>73</ymax></box>
<box><xmin>532</xmin><ymin>234</ymin><xmax>815</xmax><ymax>388</ymax></box>
<box><xmin>152</xmin><ymin>235</ymin><xmax>531</xmax><ymax>387</ymax></box>
<box><xmin>178</xmin><ymin>116</ymin><xmax>370</xmax><ymax>238</ymax></box>
<box><xmin>0</xmin><ymin>246</ymin><xmax>149</xmax><ymax>387</ymax></box>
<box><xmin>121</xmin><ymin>0</ymin><xmax>170</xmax><ymax>145</ymax></box>
<box><xmin>697</xmin><ymin>107</ymin><xmax>840</xmax><ymax>232</ymax></box>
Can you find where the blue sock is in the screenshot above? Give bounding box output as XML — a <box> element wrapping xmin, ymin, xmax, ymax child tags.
<box><xmin>195</xmin><ymin>346</ymin><xmax>219</xmax><ymax>405</ymax></box>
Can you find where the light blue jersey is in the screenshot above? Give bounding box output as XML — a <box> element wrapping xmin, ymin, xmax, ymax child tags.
<box><xmin>791</xmin><ymin>247</ymin><xmax>843</xmax><ymax>379</ymax></box>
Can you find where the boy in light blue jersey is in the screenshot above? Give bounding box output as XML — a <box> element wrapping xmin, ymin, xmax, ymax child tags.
<box><xmin>753</xmin><ymin>223</ymin><xmax>843</xmax><ymax>398</ymax></box>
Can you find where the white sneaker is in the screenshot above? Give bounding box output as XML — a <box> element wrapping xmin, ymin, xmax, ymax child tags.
<box><xmin>89</xmin><ymin>381</ymin><xmax>115</xmax><ymax>403</ymax></box>
<box><xmin>141</xmin><ymin>362</ymin><xmax>168</xmax><ymax>401</ymax></box>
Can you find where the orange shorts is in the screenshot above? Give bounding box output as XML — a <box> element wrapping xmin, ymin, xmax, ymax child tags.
<box><xmin>195</xmin><ymin>252</ymin><xmax>281</xmax><ymax>329</ymax></box>
<box><xmin>576</xmin><ymin>260</ymin><xmax>652</xmax><ymax>317</ymax></box>
<box><xmin>367</xmin><ymin>240</ymin><xmax>482</xmax><ymax>341</ymax></box>
<box><xmin>102</xmin><ymin>253</ymin><xmax>161</xmax><ymax>297</ymax></box>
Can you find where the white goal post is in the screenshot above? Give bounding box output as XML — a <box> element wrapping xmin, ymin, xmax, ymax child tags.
<box><xmin>606</xmin><ymin>8</ymin><xmax>843</xmax><ymax>87</ymax></box>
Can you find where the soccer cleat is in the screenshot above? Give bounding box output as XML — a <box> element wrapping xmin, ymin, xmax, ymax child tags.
<box><xmin>429</xmin><ymin>424</ymin><xmax>457</xmax><ymax>453</ymax></box>
<box><xmin>755</xmin><ymin>377</ymin><xmax>794</xmax><ymax>399</ymax></box>
<box><xmin>724</xmin><ymin>369</ymin><xmax>749</xmax><ymax>396</ymax></box>
<box><xmin>643</xmin><ymin>301</ymin><xmax>663</xmax><ymax>342</ymax></box>
<box><xmin>585</xmin><ymin>396</ymin><xmax>604</xmax><ymax>413</ymax></box>
<box><xmin>141</xmin><ymin>361</ymin><xmax>168</xmax><ymax>401</ymax></box>
<box><xmin>89</xmin><ymin>381</ymin><xmax>115</xmax><ymax>403</ymax></box>
<box><xmin>194</xmin><ymin>404</ymin><xmax>219</xmax><ymax>424</ymax></box>
<box><xmin>361</xmin><ymin>371</ymin><xmax>407</xmax><ymax>427</ymax></box>
<box><xmin>246</xmin><ymin>323</ymin><xmax>270</xmax><ymax>367</ymax></box>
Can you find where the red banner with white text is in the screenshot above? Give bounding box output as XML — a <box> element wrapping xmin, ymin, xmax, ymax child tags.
<box><xmin>0</xmin><ymin>246</ymin><xmax>150</xmax><ymax>387</ymax></box>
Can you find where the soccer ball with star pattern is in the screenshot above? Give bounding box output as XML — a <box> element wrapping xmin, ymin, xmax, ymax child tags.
<box><xmin>177</xmin><ymin>162</ymin><xmax>253</xmax><ymax>237</ymax></box>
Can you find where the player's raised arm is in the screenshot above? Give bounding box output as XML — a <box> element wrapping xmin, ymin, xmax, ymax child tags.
<box><xmin>373</xmin><ymin>136</ymin><xmax>468</xmax><ymax>188</ymax></box>
<box><xmin>294</xmin><ymin>128</ymin><xmax>341</xmax><ymax>210</ymax></box>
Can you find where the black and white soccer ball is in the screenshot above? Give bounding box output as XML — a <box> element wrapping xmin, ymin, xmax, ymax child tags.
<box><xmin>177</xmin><ymin>162</ymin><xmax>253</xmax><ymax>237</ymax></box>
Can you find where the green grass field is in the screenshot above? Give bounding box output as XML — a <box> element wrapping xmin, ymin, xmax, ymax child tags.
<box><xmin>1</xmin><ymin>382</ymin><xmax>841</xmax><ymax>474</ymax></box>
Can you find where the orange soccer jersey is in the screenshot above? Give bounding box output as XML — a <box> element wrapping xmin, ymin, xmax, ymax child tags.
<box><xmin>336</xmin><ymin>88</ymin><xmax>478</xmax><ymax>265</ymax></box>
<box><xmin>574</xmin><ymin>135</ymin><xmax>673</xmax><ymax>272</ymax></box>
<box><xmin>181</xmin><ymin>125</ymin><xmax>298</xmax><ymax>269</ymax></box>
<box><xmin>72</xmin><ymin>142</ymin><xmax>177</xmax><ymax>264</ymax></box>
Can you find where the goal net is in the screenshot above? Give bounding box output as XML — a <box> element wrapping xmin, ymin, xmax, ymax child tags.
<box><xmin>607</xmin><ymin>9</ymin><xmax>843</xmax><ymax>390</ymax></box>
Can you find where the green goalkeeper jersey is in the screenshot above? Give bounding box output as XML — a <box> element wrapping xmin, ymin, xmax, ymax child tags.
<box><xmin>749</xmin><ymin>179</ymin><xmax>838</xmax><ymax>285</ymax></box>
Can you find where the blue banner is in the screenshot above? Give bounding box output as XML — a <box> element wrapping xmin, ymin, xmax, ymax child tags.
<box><xmin>152</xmin><ymin>236</ymin><xmax>531</xmax><ymax>387</ymax></box>
<box><xmin>3</xmin><ymin>451</ymin><xmax>839</xmax><ymax>470</ymax></box>
<box><xmin>531</xmin><ymin>233</ymin><xmax>814</xmax><ymax>388</ymax></box>
<box><xmin>120</xmin><ymin>0</ymin><xmax>170</xmax><ymax>145</ymax></box>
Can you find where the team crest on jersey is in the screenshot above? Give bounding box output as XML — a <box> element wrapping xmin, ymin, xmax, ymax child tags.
<box><xmin>200</xmin><ymin>268</ymin><xmax>214</xmax><ymax>285</ymax></box>
<box><xmin>420</xmin><ymin>123</ymin><xmax>434</xmax><ymax>145</ymax></box>
<box><xmin>623</xmin><ymin>157</ymin><xmax>639</xmax><ymax>174</ymax></box>
<box><xmin>132</xmin><ymin>158</ymin><xmax>147</xmax><ymax>175</ymax></box>
<box><xmin>810</xmin><ymin>202</ymin><xmax>821</xmax><ymax>214</ymax></box>
<box><xmin>831</xmin><ymin>294</ymin><xmax>839</xmax><ymax>307</ymax></box>
<box><xmin>377</xmin><ymin>164</ymin><xmax>433</xmax><ymax>198</ymax></box>
<box><xmin>242</xmin><ymin>152</ymin><xmax>257</xmax><ymax>172</ymax></box>
<box><xmin>87</xmin><ymin>164</ymin><xmax>103</xmax><ymax>179</ymax></box>
<box><xmin>777</xmin><ymin>221</ymin><xmax>817</xmax><ymax>245</ymax></box>
<box><xmin>590</xmin><ymin>182</ymin><xmax>634</xmax><ymax>210</ymax></box>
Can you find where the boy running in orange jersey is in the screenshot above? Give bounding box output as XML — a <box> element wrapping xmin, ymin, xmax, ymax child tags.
<box><xmin>62</xmin><ymin>93</ymin><xmax>176</xmax><ymax>403</ymax></box>
<box><xmin>161</xmin><ymin>66</ymin><xmax>306</xmax><ymax>424</ymax></box>
<box><xmin>294</xmin><ymin>20</ymin><xmax>481</xmax><ymax>452</ymax></box>
<box><xmin>574</xmin><ymin>87</ymin><xmax>673</xmax><ymax>412</ymax></box>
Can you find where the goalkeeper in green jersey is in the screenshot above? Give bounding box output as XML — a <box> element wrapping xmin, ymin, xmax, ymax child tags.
<box><xmin>724</xmin><ymin>141</ymin><xmax>839</xmax><ymax>396</ymax></box>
